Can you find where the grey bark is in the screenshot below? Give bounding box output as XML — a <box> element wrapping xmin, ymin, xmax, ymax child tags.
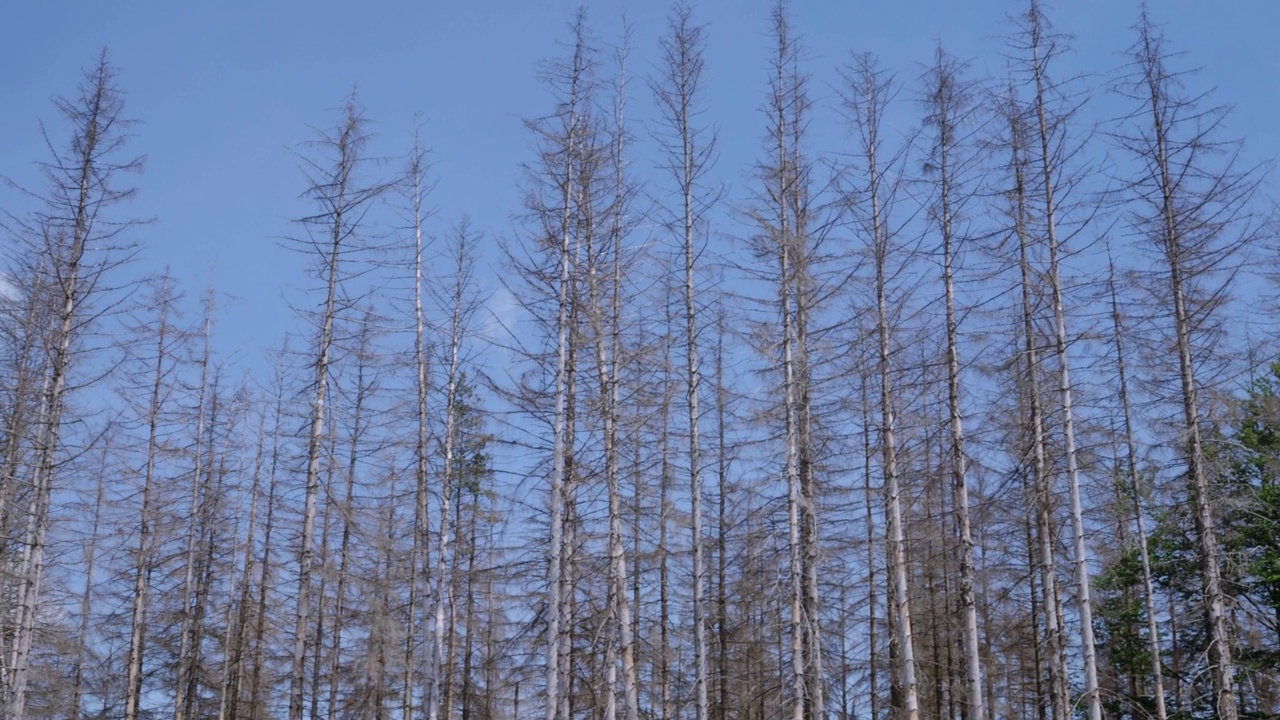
<box><xmin>6</xmin><ymin>53</ymin><xmax>141</xmax><ymax>720</ymax></box>
<box><xmin>1106</xmin><ymin>255</ymin><xmax>1169</xmax><ymax>720</ymax></box>
<box><xmin>125</xmin><ymin>280</ymin><xmax>180</xmax><ymax>720</ymax></box>
<box><xmin>652</xmin><ymin>9</ymin><xmax>713</xmax><ymax>720</ymax></box>
<box><xmin>921</xmin><ymin>47</ymin><xmax>985</xmax><ymax>720</ymax></box>
<box><xmin>1115</xmin><ymin>13</ymin><xmax>1258</xmax><ymax>717</ymax></box>
<box><xmin>843</xmin><ymin>54</ymin><xmax>920</xmax><ymax>720</ymax></box>
<box><xmin>288</xmin><ymin>97</ymin><xmax>386</xmax><ymax>720</ymax></box>
<box><xmin>1019</xmin><ymin>7</ymin><xmax>1104</xmax><ymax>715</ymax></box>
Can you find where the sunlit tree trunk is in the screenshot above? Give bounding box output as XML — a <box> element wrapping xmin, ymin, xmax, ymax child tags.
<box><xmin>7</xmin><ymin>53</ymin><xmax>141</xmax><ymax>720</ymax></box>
<box><xmin>921</xmin><ymin>47</ymin><xmax>985</xmax><ymax>720</ymax></box>
<box><xmin>287</xmin><ymin>96</ymin><xmax>385</xmax><ymax>720</ymax></box>
<box><xmin>844</xmin><ymin>53</ymin><xmax>919</xmax><ymax>720</ymax></box>
<box><xmin>1025</xmin><ymin>12</ymin><xmax>1103</xmax><ymax>710</ymax></box>
<box><xmin>653</xmin><ymin>9</ymin><xmax>713</xmax><ymax>719</ymax></box>
<box><xmin>1005</xmin><ymin>93</ymin><xmax>1068</xmax><ymax>720</ymax></box>
<box><xmin>1116</xmin><ymin>14</ymin><xmax>1257</xmax><ymax>717</ymax></box>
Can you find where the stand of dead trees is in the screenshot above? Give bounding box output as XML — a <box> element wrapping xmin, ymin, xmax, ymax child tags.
<box><xmin>2</xmin><ymin>3</ymin><xmax>1278</xmax><ymax>720</ymax></box>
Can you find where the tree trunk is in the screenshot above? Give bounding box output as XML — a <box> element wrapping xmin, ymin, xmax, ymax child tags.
<box><xmin>1005</xmin><ymin>89</ymin><xmax>1068</xmax><ymax>720</ymax></box>
<box><xmin>923</xmin><ymin>48</ymin><xmax>985</xmax><ymax>720</ymax></box>
<box><xmin>8</xmin><ymin>54</ymin><xmax>139</xmax><ymax>720</ymax></box>
<box><xmin>846</xmin><ymin>54</ymin><xmax>920</xmax><ymax>720</ymax></box>
<box><xmin>290</xmin><ymin>98</ymin><xmax>384</xmax><ymax>720</ymax></box>
<box><xmin>1028</xmin><ymin>22</ymin><xmax>1103</xmax><ymax>712</ymax></box>
<box><xmin>124</xmin><ymin>282</ymin><xmax>178</xmax><ymax>720</ymax></box>
<box><xmin>1129</xmin><ymin>16</ymin><xmax>1240</xmax><ymax>717</ymax></box>
<box><xmin>1107</xmin><ymin>256</ymin><xmax>1169</xmax><ymax>720</ymax></box>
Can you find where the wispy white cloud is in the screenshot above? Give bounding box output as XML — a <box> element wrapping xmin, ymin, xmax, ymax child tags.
<box><xmin>479</xmin><ymin>285</ymin><xmax>520</xmax><ymax>344</ymax></box>
<box><xmin>0</xmin><ymin>274</ymin><xmax>19</xmax><ymax>302</ymax></box>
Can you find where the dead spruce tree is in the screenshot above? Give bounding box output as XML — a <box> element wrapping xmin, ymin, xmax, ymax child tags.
<box><xmin>1112</xmin><ymin>11</ymin><xmax>1263</xmax><ymax>718</ymax></box>
<box><xmin>590</xmin><ymin>24</ymin><xmax>640</xmax><ymax>720</ymax></box>
<box><xmin>651</xmin><ymin>6</ymin><xmax>716</xmax><ymax>720</ymax></box>
<box><xmin>841</xmin><ymin>54</ymin><xmax>921</xmax><ymax>720</ymax></box>
<box><xmin>505</xmin><ymin>12</ymin><xmax>598</xmax><ymax>718</ymax></box>
<box><xmin>1008</xmin><ymin>4</ymin><xmax>1103</xmax><ymax>717</ymax></box>
<box><xmin>1</xmin><ymin>51</ymin><xmax>141</xmax><ymax>720</ymax></box>
<box><xmin>121</xmin><ymin>277</ymin><xmax>184</xmax><ymax>720</ymax></box>
<box><xmin>750</xmin><ymin>4</ymin><xmax>826</xmax><ymax>716</ymax></box>
<box><xmin>284</xmin><ymin>96</ymin><xmax>388</xmax><ymax>720</ymax></box>
<box><xmin>404</xmin><ymin>128</ymin><xmax>432</xmax><ymax>720</ymax></box>
<box><xmin>426</xmin><ymin>220</ymin><xmax>484</xmax><ymax>720</ymax></box>
<box><xmin>1105</xmin><ymin>253</ymin><xmax>1169</xmax><ymax>720</ymax></box>
<box><xmin>919</xmin><ymin>45</ymin><xmax>985</xmax><ymax>720</ymax></box>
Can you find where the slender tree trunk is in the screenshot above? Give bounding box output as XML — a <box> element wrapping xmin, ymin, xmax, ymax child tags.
<box><xmin>631</xmin><ymin>418</ymin><xmax>644</xmax><ymax>719</ymax></box>
<box><xmin>924</xmin><ymin>50</ymin><xmax>985</xmax><ymax>720</ymax></box>
<box><xmin>291</xmin><ymin>99</ymin><xmax>381</xmax><ymax>720</ymax></box>
<box><xmin>1107</xmin><ymin>257</ymin><xmax>1169</xmax><ymax>720</ymax></box>
<box><xmin>310</xmin><ymin>416</ymin><xmax>340</xmax><ymax>720</ymax></box>
<box><xmin>860</xmin><ymin>379</ymin><xmax>880</xmax><ymax>720</ymax></box>
<box><xmin>443</xmin><ymin>492</ymin><xmax>461</xmax><ymax>720</ymax></box>
<box><xmin>764</xmin><ymin>8</ymin><xmax>817</xmax><ymax>716</ymax></box>
<box><xmin>8</xmin><ymin>56</ymin><xmax>132</xmax><ymax>720</ymax></box>
<box><xmin>598</xmin><ymin>40</ymin><xmax>640</xmax><ymax>720</ymax></box>
<box><xmin>1026</xmin><ymin>13</ymin><xmax>1103</xmax><ymax>714</ymax></box>
<box><xmin>190</xmin><ymin>382</ymin><xmax>231</xmax><ymax>720</ymax></box>
<box><xmin>222</xmin><ymin>405</ymin><xmax>268</xmax><ymax>720</ymax></box>
<box><xmin>460</xmin><ymin>479</ymin><xmax>479</xmax><ymax>720</ymax></box>
<box><xmin>654</xmin><ymin>10</ymin><xmax>711</xmax><ymax>717</ymax></box>
<box><xmin>848</xmin><ymin>55</ymin><xmax>920</xmax><ymax>720</ymax></box>
<box><xmin>543</xmin><ymin>21</ymin><xmax>591</xmax><ymax>718</ymax></box>
<box><xmin>215</xmin><ymin>458</ymin><xmax>248</xmax><ymax>720</ymax></box>
<box><xmin>1006</xmin><ymin>93</ymin><xmax>1068</xmax><ymax>720</ymax></box>
<box><xmin>658</xmin><ymin>329</ymin><xmax>674</xmax><ymax>720</ymax></box>
<box><xmin>1133</xmin><ymin>18</ymin><xmax>1238</xmax><ymax>717</ymax></box>
<box><xmin>175</xmin><ymin>309</ymin><xmax>214</xmax><ymax>720</ymax></box>
<box><xmin>0</xmin><ymin>258</ymin><xmax>47</xmax><ymax>567</ymax></box>
<box><xmin>406</xmin><ymin>131</ymin><xmax>431</xmax><ymax>720</ymax></box>
<box><xmin>715</xmin><ymin>308</ymin><xmax>731</xmax><ymax>720</ymax></box>
<box><xmin>325</xmin><ymin>322</ymin><xmax>373</xmax><ymax>720</ymax></box>
<box><xmin>70</xmin><ymin>459</ymin><xmax>107</xmax><ymax>720</ymax></box>
<box><xmin>125</xmin><ymin>284</ymin><xmax>178</xmax><ymax>720</ymax></box>
<box><xmin>429</xmin><ymin>227</ymin><xmax>473</xmax><ymax>720</ymax></box>
<box><xmin>249</xmin><ymin>369</ymin><xmax>285</xmax><ymax>720</ymax></box>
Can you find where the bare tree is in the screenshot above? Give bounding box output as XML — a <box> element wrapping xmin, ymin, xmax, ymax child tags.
<box><xmin>218</xmin><ymin>382</ymin><xmax>269</xmax><ymax>720</ymax></box>
<box><xmin>428</xmin><ymin>220</ymin><xmax>484</xmax><ymax>720</ymax></box>
<box><xmin>285</xmin><ymin>96</ymin><xmax>388</xmax><ymax>720</ymax></box>
<box><xmin>750</xmin><ymin>5</ymin><xmax>826</xmax><ymax>716</ymax></box>
<box><xmin>592</xmin><ymin>23</ymin><xmax>641</xmax><ymax>720</ymax></box>
<box><xmin>3</xmin><ymin>51</ymin><xmax>142</xmax><ymax>720</ymax></box>
<box><xmin>123</xmin><ymin>277</ymin><xmax>184</xmax><ymax>720</ymax></box>
<box><xmin>1112</xmin><ymin>11</ymin><xmax>1263</xmax><ymax>718</ymax></box>
<box><xmin>651</xmin><ymin>6</ymin><xmax>716</xmax><ymax>720</ymax></box>
<box><xmin>1000</xmin><ymin>84</ymin><xmax>1068</xmax><ymax>720</ymax></box>
<box><xmin>174</xmin><ymin>292</ymin><xmax>216</xmax><ymax>720</ymax></box>
<box><xmin>919</xmin><ymin>44</ymin><xmax>986</xmax><ymax>720</ymax></box>
<box><xmin>69</xmin><ymin>435</ymin><xmax>110</xmax><ymax>720</ymax></box>
<box><xmin>1105</xmin><ymin>253</ymin><xmax>1168</xmax><ymax>720</ymax></box>
<box><xmin>404</xmin><ymin>128</ymin><xmax>432</xmax><ymax>720</ymax></box>
<box><xmin>510</xmin><ymin>13</ymin><xmax>599</xmax><ymax>718</ymax></box>
<box><xmin>1007</xmin><ymin>4</ymin><xmax>1105</xmax><ymax>715</ymax></box>
<box><xmin>842</xmin><ymin>53</ymin><xmax>921</xmax><ymax>720</ymax></box>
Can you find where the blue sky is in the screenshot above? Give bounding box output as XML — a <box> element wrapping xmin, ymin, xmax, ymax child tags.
<box><xmin>1</xmin><ymin>1</ymin><xmax>1276</xmax><ymax>364</ymax></box>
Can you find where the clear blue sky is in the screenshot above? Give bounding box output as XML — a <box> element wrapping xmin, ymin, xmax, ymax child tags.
<box><xmin>2</xmin><ymin>1</ymin><xmax>1276</xmax><ymax>363</ymax></box>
